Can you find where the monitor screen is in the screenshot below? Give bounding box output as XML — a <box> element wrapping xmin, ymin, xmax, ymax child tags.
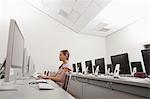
<box><xmin>85</xmin><ymin>60</ymin><xmax>93</xmax><ymax>73</ymax></box>
<box><xmin>77</xmin><ymin>62</ymin><xmax>82</xmax><ymax>73</ymax></box>
<box><xmin>131</xmin><ymin>62</ymin><xmax>143</xmax><ymax>72</ymax></box>
<box><xmin>95</xmin><ymin>58</ymin><xmax>105</xmax><ymax>74</ymax></box>
<box><xmin>141</xmin><ymin>49</ymin><xmax>150</xmax><ymax>75</ymax></box>
<box><xmin>72</xmin><ymin>64</ymin><xmax>76</xmax><ymax>72</ymax></box>
<box><xmin>111</xmin><ymin>53</ymin><xmax>131</xmax><ymax>74</ymax></box>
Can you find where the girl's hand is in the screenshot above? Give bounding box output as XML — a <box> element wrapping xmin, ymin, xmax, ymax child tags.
<box><xmin>37</xmin><ymin>75</ymin><xmax>42</xmax><ymax>79</ymax></box>
<box><xmin>38</xmin><ymin>75</ymin><xmax>50</xmax><ymax>79</ymax></box>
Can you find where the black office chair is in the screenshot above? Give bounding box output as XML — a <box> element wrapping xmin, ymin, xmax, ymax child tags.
<box><xmin>63</xmin><ymin>72</ymin><xmax>71</xmax><ymax>91</ymax></box>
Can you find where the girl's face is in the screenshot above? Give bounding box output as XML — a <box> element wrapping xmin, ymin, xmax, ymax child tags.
<box><xmin>59</xmin><ymin>52</ymin><xmax>67</xmax><ymax>61</ymax></box>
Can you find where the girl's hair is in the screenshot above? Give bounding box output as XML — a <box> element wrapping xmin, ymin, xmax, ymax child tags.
<box><xmin>60</xmin><ymin>50</ymin><xmax>70</xmax><ymax>60</ymax></box>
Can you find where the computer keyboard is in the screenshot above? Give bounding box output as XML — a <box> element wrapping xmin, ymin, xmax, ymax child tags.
<box><xmin>32</xmin><ymin>73</ymin><xmax>40</xmax><ymax>79</ymax></box>
<box><xmin>29</xmin><ymin>79</ymin><xmax>47</xmax><ymax>84</ymax></box>
<box><xmin>38</xmin><ymin>83</ymin><xmax>54</xmax><ymax>90</ymax></box>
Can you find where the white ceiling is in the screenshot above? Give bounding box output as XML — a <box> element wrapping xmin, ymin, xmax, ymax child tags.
<box><xmin>25</xmin><ymin>0</ymin><xmax>147</xmax><ymax>37</ymax></box>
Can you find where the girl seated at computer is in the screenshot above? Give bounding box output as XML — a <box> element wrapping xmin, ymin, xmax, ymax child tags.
<box><xmin>38</xmin><ymin>50</ymin><xmax>72</xmax><ymax>86</ymax></box>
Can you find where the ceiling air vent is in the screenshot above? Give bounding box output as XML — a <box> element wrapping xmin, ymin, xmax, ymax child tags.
<box><xmin>59</xmin><ymin>9</ymin><xmax>68</xmax><ymax>18</ymax></box>
<box><xmin>99</xmin><ymin>27</ymin><xmax>110</xmax><ymax>32</ymax></box>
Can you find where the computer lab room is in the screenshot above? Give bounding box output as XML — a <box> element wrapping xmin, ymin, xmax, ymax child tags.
<box><xmin>0</xmin><ymin>0</ymin><xmax>150</xmax><ymax>99</ymax></box>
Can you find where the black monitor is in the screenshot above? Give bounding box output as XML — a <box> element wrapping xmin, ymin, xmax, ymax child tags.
<box><xmin>72</xmin><ymin>64</ymin><xmax>76</xmax><ymax>72</ymax></box>
<box><xmin>131</xmin><ymin>62</ymin><xmax>143</xmax><ymax>72</ymax></box>
<box><xmin>107</xmin><ymin>64</ymin><xmax>114</xmax><ymax>73</ymax></box>
<box><xmin>111</xmin><ymin>53</ymin><xmax>131</xmax><ymax>74</ymax></box>
<box><xmin>141</xmin><ymin>49</ymin><xmax>150</xmax><ymax>75</ymax></box>
<box><xmin>0</xmin><ymin>59</ymin><xmax>6</xmax><ymax>79</ymax></box>
<box><xmin>85</xmin><ymin>60</ymin><xmax>93</xmax><ymax>73</ymax></box>
<box><xmin>77</xmin><ymin>62</ymin><xmax>82</xmax><ymax>73</ymax></box>
<box><xmin>95</xmin><ymin>58</ymin><xmax>105</xmax><ymax>74</ymax></box>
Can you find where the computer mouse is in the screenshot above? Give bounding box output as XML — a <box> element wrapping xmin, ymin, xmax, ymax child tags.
<box><xmin>145</xmin><ymin>78</ymin><xmax>150</xmax><ymax>82</ymax></box>
<box><xmin>145</xmin><ymin>78</ymin><xmax>149</xmax><ymax>80</ymax></box>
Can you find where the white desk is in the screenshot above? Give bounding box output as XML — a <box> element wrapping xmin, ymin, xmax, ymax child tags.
<box><xmin>68</xmin><ymin>74</ymin><xmax>150</xmax><ymax>99</ymax></box>
<box><xmin>0</xmin><ymin>78</ymin><xmax>75</xmax><ymax>99</ymax></box>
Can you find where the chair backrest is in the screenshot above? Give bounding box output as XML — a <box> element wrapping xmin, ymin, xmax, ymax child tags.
<box><xmin>63</xmin><ymin>72</ymin><xmax>71</xmax><ymax>91</ymax></box>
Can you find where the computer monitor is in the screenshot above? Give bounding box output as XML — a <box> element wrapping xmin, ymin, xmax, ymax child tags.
<box><xmin>85</xmin><ymin>60</ymin><xmax>93</xmax><ymax>73</ymax></box>
<box><xmin>28</xmin><ymin>56</ymin><xmax>35</xmax><ymax>76</ymax></box>
<box><xmin>0</xmin><ymin>59</ymin><xmax>6</xmax><ymax>79</ymax></box>
<box><xmin>131</xmin><ymin>62</ymin><xmax>143</xmax><ymax>72</ymax></box>
<box><xmin>4</xmin><ymin>19</ymin><xmax>24</xmax><ymax>82</ymax></box>
<box><xmin>77</xmin><ymin>62</ymin><xmax>82</xmax><ymax>73</ymax></box>
<box><xmin>95</xmin><ymin>58</ymin><xmax>105</xmax><ymax>74</ymax></box>
<box><xmin>107</xmin><ymin>64</ymin><xmax>114</xmax><ymax>73</ymax></box>
<box><xmin>23</xmin><ymin>48</ymin><xmax>29</xmax><ymax>76</ymax></box>
<box><xmin>141</xmin><ymin>49</ymin><xmax>150</xmax><ymax>75</ymax></box>
<box><xmin>72</xmin><ymin>64</ymin><xmax>76</xmax><ymax>72</ymax></box>
<box><xmin>111</xmin><ymin>53</ymin><xmax>131</xmax><ymax>74</ymax></box>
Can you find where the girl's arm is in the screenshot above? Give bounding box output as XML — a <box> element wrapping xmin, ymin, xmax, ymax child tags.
<box><xmin>39</xmin><ymin>68</ymin><xmax>69</xmax><ymax>82</ymax></box>
<box><xmin>49</xmin><ymin>68</ymin><xmax>69</xmax><ymax>82</ymax></box>
<box><xmin>38</xmin><ymin>70</ymin><xmax>59</xmax><ymax>79</ymax></box>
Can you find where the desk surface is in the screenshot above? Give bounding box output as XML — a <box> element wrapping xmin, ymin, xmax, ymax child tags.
<box><xmin>0</xmin><ymin>79</ymin><xmax>75</xmax><ymax>99</ymax></box>
<box><xmin>72</xmin><ymin>74</ymin><xmax>150</xmax><ymax>88</ymax></box>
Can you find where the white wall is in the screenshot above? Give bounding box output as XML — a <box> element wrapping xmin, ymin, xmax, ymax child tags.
<box><xmin>0</xmin><ymin>0</ymin><xmax>106</xmax><ymax>72</ymax></box>
<box><xmin>106</xmin><ymin>16</ymin><xmax>150</xmax><ymax>72</ymax></box>
<box><xmin>1</xmin><ymin>0</ymin><xmax>149</xmax><ymax>73</ymax></box>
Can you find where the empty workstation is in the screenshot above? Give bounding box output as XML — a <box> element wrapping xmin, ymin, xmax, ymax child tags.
<box><xmin>0</xmin><ymin>0</ymin><xmax>150</xmax><ymax>99</ymax></box>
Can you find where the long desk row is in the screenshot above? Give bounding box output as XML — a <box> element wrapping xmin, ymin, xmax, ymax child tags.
<box><xmin>0</xmin><ymin>78</ymin><xmax>75</xmax><ymax>99</ymax></box>
<box><xmin>68</xmin><ymin>73</ymin><xmax>150</xmax><ymax>99</ymax></box>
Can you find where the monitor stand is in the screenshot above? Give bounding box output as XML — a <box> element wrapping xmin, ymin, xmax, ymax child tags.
<box><xmin>131</xmin><ymin>67</ymin><xmax>137</xmax><ymax>76</ymax></box>
<box><xmin>113</xmin><ymin>64</ymin><xmax>120</xmax><ymax>78</ymax></box>
<box><xmin>106</xmin><ymin>68</ymin><xmax>111</xmax><ymax>75</ymax></box>
<box><xmin>84</xmin><ymin>67</ymin><xmax>89</xmax><ymax>75</ymax></box>
<box><xmin>94</xmin><ymin>66</ymin><xmax>99</xmax><ymax>76</ymax></box>
<box><xmin>0</xmin><ymin>79</ymin><xmax>17</xmax><ymax>91</ymax></box>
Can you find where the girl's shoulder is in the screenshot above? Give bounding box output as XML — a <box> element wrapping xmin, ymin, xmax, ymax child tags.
<box><xmin>62</xmin><ymin>63</ymin><xmax>72</xmax><ymax>71</ymax></box>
